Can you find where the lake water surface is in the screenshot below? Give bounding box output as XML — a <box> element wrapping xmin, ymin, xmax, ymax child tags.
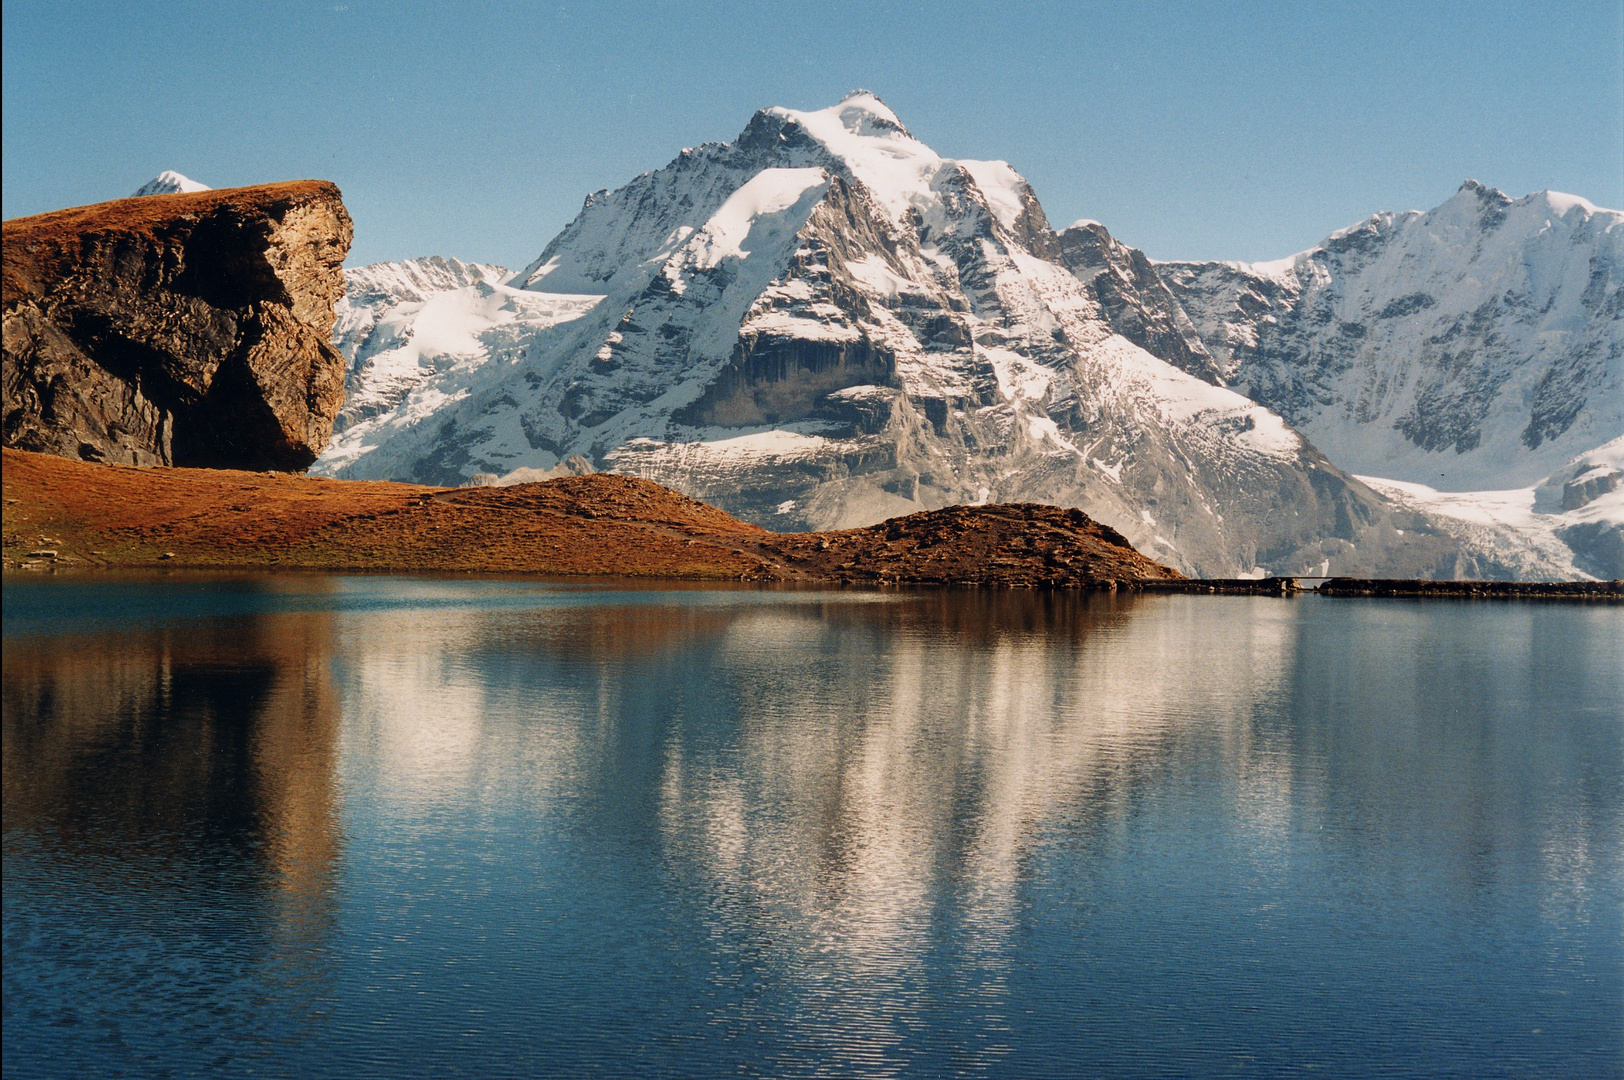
<box><xmin>3</xmin><ymin>576</ymin><xmax>1620</xmax><ymax>1078</ymax></box>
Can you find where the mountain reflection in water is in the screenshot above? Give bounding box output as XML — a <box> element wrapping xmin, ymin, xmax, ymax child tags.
<box><xmin>3</xmin><ymin>597</ymin><xmax>343</xmax><ymax>1065</ymax></box>
<box><xmin>3</xmin><ymin>577</ymin><xmax>1619</xmax><ymax>1078</ymax></box>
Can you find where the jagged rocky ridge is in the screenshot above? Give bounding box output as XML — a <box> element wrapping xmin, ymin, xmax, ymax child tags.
<box><xmin>316</xmin><ymin>95</ymin><xmax>1615</xmax><ymax>578</ymax></box>
<box><xmin>3</xmin><ymin>181</ymin><xmax>353</xmax><ymax>470</ymax></box>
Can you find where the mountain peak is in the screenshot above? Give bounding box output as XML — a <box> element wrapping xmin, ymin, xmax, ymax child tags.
<box><xmin>759</xmin><ymin>94</ymin><xmax>947</xmax><ymax>227</ymax></box>
<box><xmin>132</xmin><ymin>170</ymin><xmax>209</xmax><ymax>197</ymax></box>
<box><xmin>772</xmin><ymin>91</ymin><xmax>912</xmax><ymax>141</ymax></box>
<box><xmin>831</xmin><ymin>90</ymin><xmax>907</xmax><ymax>133</ymax></box>
<box><xmin>1454</xmin><ymin>178</ymin><xmax>1511</xmax><ymax>206</ymax></box>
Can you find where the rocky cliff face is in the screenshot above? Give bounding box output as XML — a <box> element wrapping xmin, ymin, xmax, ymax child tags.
<box><xmin>1055</xmin><ymin>220</ymin><xmax>1223</xmax><ymax>385</ymax></box>
<box><xmin>2</xmin><ymin>181</ymin><xmax>353</xmax><ymax>470</ymax></box>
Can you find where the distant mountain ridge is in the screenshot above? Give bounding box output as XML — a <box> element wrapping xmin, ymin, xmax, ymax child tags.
<box><xmin>1157</xmin><ymin>180</ymin><xmax>1622</xmax><ymax>491</ymax></box>
<box><xmin>329</xmin><ymin>256</ymin><xmax>597</xmax><ymax>433</ymax></box>
<box><xmin>310</xmin><ymin>96</ymin><xmax>1621</xmax><ymax>579</ymax></box>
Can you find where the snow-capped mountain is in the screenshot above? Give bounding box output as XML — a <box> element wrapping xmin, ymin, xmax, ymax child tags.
<box><xmin>310</xmin><ymin>94</ymin><xmax>1599</xmax><ymax>578</ymax></box>
<box><xmin>132</xmin><ymin>170</ymin><xmax>209</xmax><ymax>196</ymax></box>
<box><xmin>1158</xmin><ymin>181</ymin><xmax>1623</xmax><ymax>491</ymax></box>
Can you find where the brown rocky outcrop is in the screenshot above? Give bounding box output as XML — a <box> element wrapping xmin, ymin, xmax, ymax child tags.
<box><xmin>765</xmin><ymin>502</ymin><xmax>1183</xmax><ymax>586</ymax></box>
<box><xmin>2</xmin><ymin>182</ymin><xmax>353</xmax><ymax>470</ymax></box>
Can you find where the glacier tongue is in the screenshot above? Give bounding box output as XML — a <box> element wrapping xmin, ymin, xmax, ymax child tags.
<box><xmin>334</xmin><ymin>255</ymin><xmax>512</xmax><ymax>368</ymax></box>
<box><xmin>1358</xmin><ymin>435</ymin><xmax>1624</xmax><ymax>581</ymax></box>
<box><xmin>310</xmin><ymin>98</ymin><xmax>1605</xmax><ymax>579</ymax></box>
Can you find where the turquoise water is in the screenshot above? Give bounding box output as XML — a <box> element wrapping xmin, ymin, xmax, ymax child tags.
<box><xmin>3</xmin><ymin>576</ymin><xmax>1620</xmax><ymax>1078</ymax></box>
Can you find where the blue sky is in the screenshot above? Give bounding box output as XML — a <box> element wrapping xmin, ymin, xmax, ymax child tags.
<box><xmin>4</xmin><ymin>1</ymin><xmax>1620</xmax><ymax>268</ymax></box>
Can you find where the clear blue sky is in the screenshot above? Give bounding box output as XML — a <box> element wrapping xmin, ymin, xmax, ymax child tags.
<box><xmin>4</xmin><ymin>1</ymin><xmax>1620</xmax><ymax>268</ymax></box>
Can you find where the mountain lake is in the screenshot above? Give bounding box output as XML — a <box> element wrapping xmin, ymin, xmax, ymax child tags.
<box><xmin>2</xmin><ymin>575</ymin><xmax>1619</xmax><ymax>1078</ymax></box>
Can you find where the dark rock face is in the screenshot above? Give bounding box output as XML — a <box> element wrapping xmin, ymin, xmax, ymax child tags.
<box><xmin>677</xmin><ymin>334</ymin><xmax>898</xmax><ymax>427</ymax></box>
<box><xmin>1056</xmin><ymin>221</ymin><xmax>1224</xmax><ymax>385</ymax></box>
<box><xmin>3</xmin><ymin>181</ymin><xmax>353</xmax><ymax>471</ymax></box>
<box><xmin>1556</xmin><ymin>519</ymin><xmax>1624</xmax><ymax>580</ymax></box>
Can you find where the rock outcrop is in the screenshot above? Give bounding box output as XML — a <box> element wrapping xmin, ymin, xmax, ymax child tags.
<box><xmin>2</xmin><ymin>181</ymin><xmax>353</xmax><ymax>471</ymax></box>
<box><xmin>764</xmin><ymin>501</ymin><xmax>1182</xmax><ymax>586</ymax></box>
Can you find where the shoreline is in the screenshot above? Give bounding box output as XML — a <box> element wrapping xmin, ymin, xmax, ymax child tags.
<box><xmin>1</xmin><ymin>448</ymin><xmax>1176</xmax><ymax>588</ymax></box>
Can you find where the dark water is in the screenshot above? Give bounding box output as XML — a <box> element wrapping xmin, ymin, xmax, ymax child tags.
<box><xmin>3</xmin><ymin>576</ymin><xmax>1620</xmax><ymax>1079</ymax></box>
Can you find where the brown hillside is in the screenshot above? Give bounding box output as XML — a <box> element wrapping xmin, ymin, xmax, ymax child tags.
<box><xmin>1</xmin><ymin>448</ymin><xmax>1181</xmax><ymax>586</ymax></box>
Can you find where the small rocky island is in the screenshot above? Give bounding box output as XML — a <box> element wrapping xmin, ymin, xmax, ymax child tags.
<box><xmin>2</xmin><ymin>182</ymin><xmax>352</xmax><ymax>471</ymax></box>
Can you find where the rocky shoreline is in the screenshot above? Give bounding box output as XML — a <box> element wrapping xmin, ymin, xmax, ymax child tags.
<box><xmin>1147</xmin><ymin>577</ymin><xmax>1623</xmax><ymax>598</ymax></box>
